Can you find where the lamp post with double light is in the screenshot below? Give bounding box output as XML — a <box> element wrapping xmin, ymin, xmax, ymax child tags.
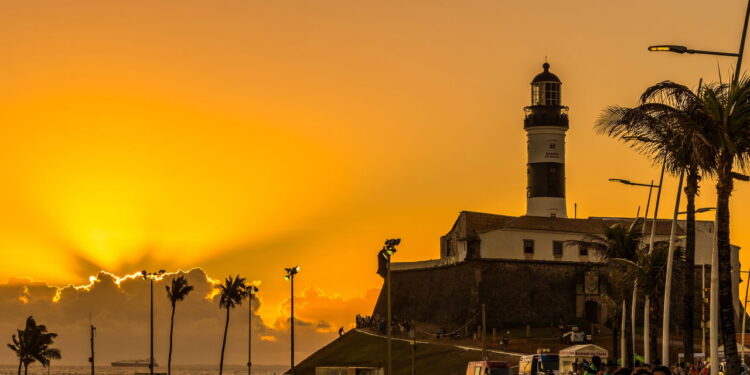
<box><xmin>284</xmin><ymin>266</ymin><xmax>301</xmax><ymax>375</ymax></box>
<box><xmin>141</xmin><ymin>269</ymin><xmax>166</xmax><ymax>375</ymax></box>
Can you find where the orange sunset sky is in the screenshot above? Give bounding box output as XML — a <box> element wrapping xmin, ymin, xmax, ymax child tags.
<box><xmin>2</xmin><ymin>0</ymin><xmax>750</xmax><ymax>364</ymax></box>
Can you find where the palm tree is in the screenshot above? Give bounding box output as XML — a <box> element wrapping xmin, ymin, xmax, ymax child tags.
<box><xmin>166</xmin><ymin>275</ymin><xmax>194</xmax><ymax>375</ymax></box>
<box><xmin>613</xmin><ymin>240</ymin><xmax>686</xmax><ymax>364</ymax></box>
<box><xmin>8</xmin><ymin>317</ymin><xmax>62</xmax><ymax>375</ymax></box>
<box><xmin>699</xmin><ymin>78</ymin><xmax>750</xmax><ymax>375</ymax></box>
<box><xmin>567</xmin><ymin>220</ymin><xmax>644</xmax><ymax>366</ymax></box>
<box><xmin>217</xmin><ymin>275</ymin><xmax>248</xmax><ymax>375</ymax></box>
<box><xmin>598</xmin><ymin>77</ymin><xmax>750</xmax><ymax>374</ymax></box>
<box><xmin>597</xmin><ymin>80</ymin><xmax>716</xmax><ymax>363</ymax></box>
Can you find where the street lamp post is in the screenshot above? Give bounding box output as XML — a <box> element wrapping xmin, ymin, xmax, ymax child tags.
<box><xmin>662</xmin><ymin>170</ymin><xmax>685</xmax><ymax>364</ymax></box>
<box><xmin>141</xmin><ymin>270</ymin><xmax>166</xmax><ymax>375</ymax></box>
<box><xmin>649</xmin><ymin>4</ymin><xmax>750</xmax><ymax>368</ymax></box>
<box><xmin>609</xmin><ymin>171</ymin><xmax>664</xmax><ymax>364</ymax></box>
<box><xmin>379</xmin><ymin>239</ymin><xmax>400</xmax><ymax>375</ymax></box>
<box><xmin>609</xmin><ymin>177</ymin><xmax>659</xmax><ymax>360</ymax></box>
<box><xmin>247</xmin><ymin>285</ymin><xmax>259</xmax><ymax>375</ymax></box>
<box><xmin>285</xmin><ymin>266</ymin><xmax>301</xmax><ymax>375</ymax></box>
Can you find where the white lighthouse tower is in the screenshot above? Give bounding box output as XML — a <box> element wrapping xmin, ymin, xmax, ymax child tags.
<box><xmin>524</xmin><ymin>62</ymin><xmax>569</xmax><ymax>218</ymax></box>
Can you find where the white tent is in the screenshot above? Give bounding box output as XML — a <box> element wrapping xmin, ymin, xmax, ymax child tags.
<box><xmin>559</xmin><ymin>344</ymin><xmax>609</xmax><ymax>375</ymax></box>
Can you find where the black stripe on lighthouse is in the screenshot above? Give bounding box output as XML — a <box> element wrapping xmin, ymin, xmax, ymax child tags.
<box><xmin>527</xmin><ymin>162</ymin><xmax>565</xmax><ymax>198</ymax></box>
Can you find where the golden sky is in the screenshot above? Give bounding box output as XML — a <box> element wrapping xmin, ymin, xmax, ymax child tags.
<box><xmin>1</xmin><ymin>0</ymin><xmax>750</xmax><ymax>354</ymax></box>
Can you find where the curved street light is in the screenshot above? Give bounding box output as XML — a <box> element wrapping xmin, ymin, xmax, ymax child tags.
<box><xmin>648</xmin><ymin>45</ymin><xmax>739</xmax><ymax>57</ymax></box>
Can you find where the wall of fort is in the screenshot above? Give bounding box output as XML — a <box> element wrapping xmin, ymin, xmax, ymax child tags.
<box><xmin>372</xmin><ymin>259</ymin><xmax>612</xmax><ymax>330</ymax></box>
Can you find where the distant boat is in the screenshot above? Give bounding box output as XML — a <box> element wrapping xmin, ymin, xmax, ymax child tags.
<box><xmin>111</xmin><ymin>359</ymin><xmax>158</xmax><ymax>367</ymax></box>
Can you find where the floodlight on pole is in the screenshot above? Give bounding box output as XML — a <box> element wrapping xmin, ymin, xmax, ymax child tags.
<box><xmin>381</xmin><ymin>238</ymin><xmax>401</xmax><ymax>375</ymax></box>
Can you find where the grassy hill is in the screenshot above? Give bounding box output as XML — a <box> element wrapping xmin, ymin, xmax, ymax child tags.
<box><xmin>293</xmin><ymin>329</ymin><xmax>521</xmax><ymax>375</ymax></box>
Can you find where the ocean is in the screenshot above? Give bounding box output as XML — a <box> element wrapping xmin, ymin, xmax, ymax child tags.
<box><xmin>0</xmin><ymin>365</ymin><xmax>289</xmax><ymax>375</ymax></box>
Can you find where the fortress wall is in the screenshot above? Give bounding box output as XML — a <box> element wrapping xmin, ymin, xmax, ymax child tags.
<box><xmin>373</xmin><ymin>259</ymin><xmax>609</xmax><ymax>330</ymax></box>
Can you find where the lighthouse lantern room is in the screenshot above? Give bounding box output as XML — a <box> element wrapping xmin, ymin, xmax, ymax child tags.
<box><xmin>524</xmin><ymin>63</ymin><xmax>569</xmax><ymax>218</ymax></box>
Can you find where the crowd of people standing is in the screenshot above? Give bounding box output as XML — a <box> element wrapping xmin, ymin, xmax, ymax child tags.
<box><xmin>569</xmin><ymin>356</ymin><xmax>749</xmax><ymax>375</ymax></box>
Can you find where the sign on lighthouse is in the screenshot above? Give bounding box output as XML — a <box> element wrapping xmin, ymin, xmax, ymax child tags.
<box><xmin>524</xmin><ymin>63</ymin><xmax>569</xmax><ymax>218</ymax></box>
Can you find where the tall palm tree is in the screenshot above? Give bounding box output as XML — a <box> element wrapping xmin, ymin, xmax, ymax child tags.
<box><xmin>166</xmin><ymin>275</ymin><xmax>194</xmax><ymax>375</ymax></box>
<box><xmin>597</xmin><ymin>80</ymin><xmax>716</xmax><ymax>363</ymax></box>
<box><xmin>598</xmin><ymin>77</ymin><xmax>750</xmax><ymax>375</ymax></box>
<box><xmin>217</xmin><ymin>275</ymin><xmax>248</xmax><ymax>375</ymax></box>
<box><xmin>567</xmin><ymin>220</ymin><xmax>644</xmax><ymax>366</ymax></box>
<box><xmin>699</xmin><ymin>78</ymin><xmax>750</xmax><ymax>375</ymax></box>
<box><xmin>8</xmin><ymin>317</ymin><xmax>62</xmax><ymax>375</ymax></box>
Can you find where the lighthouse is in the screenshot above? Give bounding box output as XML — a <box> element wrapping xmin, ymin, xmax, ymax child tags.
<box><xmin>524</xmin><ymin>62</ymin><xmax>569</xmax><ymax>218</ymax></box>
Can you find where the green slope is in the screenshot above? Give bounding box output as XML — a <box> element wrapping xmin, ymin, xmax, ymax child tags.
<box><xmin>293</xmin><ymin>330</ymin><xmax>520</xmax><ymax>375</ymax></box>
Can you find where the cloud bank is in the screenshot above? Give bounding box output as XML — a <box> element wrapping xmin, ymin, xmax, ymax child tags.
<box><xmin>0</xmin><ymin>269</ymin><xmax>378</xmax><ymax>366</ymax></box>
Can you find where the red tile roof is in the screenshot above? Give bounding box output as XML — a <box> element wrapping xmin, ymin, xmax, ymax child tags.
<box><xmin>454</xmin><ymin>211</ymin><xmax>684</xmax><ymax>236</ymax></box>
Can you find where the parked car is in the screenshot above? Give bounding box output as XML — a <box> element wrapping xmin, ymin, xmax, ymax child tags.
<box><xmin>466</xmin><ymin>361</ymin><xmax>512</xmax><ymax>375</ymax></box>
<box><xmin>519</xmin><ymin>352</ymin><xmax>560</xmax><ymax>375</ymax></box>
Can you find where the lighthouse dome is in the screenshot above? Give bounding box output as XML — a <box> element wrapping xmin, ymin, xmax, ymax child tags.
<box><xmin>531</xmin><ymin>62</ymin><xmax>561</xmax><ymax>83</ymax></box>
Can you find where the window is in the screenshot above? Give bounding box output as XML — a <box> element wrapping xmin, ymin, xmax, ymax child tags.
<box><xmin>544</xmin><ymin>82</ymin><xmax>560</xmax><ymax>105</ymax></box>
<box><xmin>553</xmin><ymin>241</ymin><xmax>563</xmax><ymax>257</ymax></box>
<box><xmin>523</xmin><ymin>239</ymin><xmax>535</xmax><ymax>254</ymax></box>
<box><xmin>549</xmin><ymin>143</ymin><xmax>556</xmax><ymax>149</ymax></box>
<box><xmin>579</xmin><ymin>243</ymin><xmax>589</xmax><ymax>256</ymax></box>
<box><xmin>532</xmin><ymin>84</ymin><xmax>541</xmax><ymax>105</ymax></box>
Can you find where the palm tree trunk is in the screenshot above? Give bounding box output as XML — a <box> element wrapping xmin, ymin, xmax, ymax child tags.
<box><xmin>17</xmin><ymin>359</ymin><xmax>22</xmax><ymax>375</ymax></box>
<box><xmin>219</xmin><ymin>307</ymin><xmax>231</xmax><ymax>375</ymax></box>
<box><xmin>168</xmin><ymin>303</ymin><xmax>176</xmax><ymax>375</ymax></box>
<box><xmin>24</xmin><ymin>363</ymin><xmax>28</xmax><ymax>375</ymax></box>
<box><xmin>649</xmin><ymin>295</ymin><xmax>659</xmax><ymax>364</ymax></box>
<box><xmin>717</xmin><ymin>161</ymin><xmax>740</xmax><ymax>375</ymax></box>
<box><xmin>626</xmin><ymin>299</ymin><xmax>634</xmax><ymax>368</ymax></box>
<box><xmin>682</xmin><ymin>169</ymin><xmax>698</xmax><ymax>364</ymax></box>
<box><xmin>613</xmin><ymin>318</ymin><xmax>620</xmax><ymax>361</ymax></box>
